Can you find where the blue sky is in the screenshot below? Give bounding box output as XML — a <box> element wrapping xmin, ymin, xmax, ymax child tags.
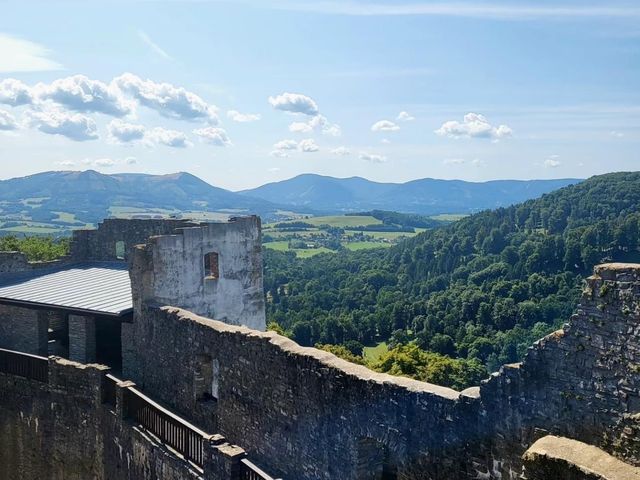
<box><xmin>0</xmin><ymin>1</ymin><xmax>638</xmax><ymax>190</ymax></box>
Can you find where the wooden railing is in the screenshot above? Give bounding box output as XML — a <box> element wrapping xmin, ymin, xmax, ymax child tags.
<box><xmin>124</xmin><ymin>386</ymin><xmax>208</xmax><ymax>468</ymax></box>
<box><xmin>240</xmin><ymin>458</ymin><xmax>282</xmax><ymax>480</ymax></box>
<box><xmin>0</xmin><ymin>347</ymin><xmax>48</xmax><ymax>382</ymax></box>
<box><xmin>0</xmin><ymin>347</ymin><xmax>282</xmax><ymax>479</ymax></box>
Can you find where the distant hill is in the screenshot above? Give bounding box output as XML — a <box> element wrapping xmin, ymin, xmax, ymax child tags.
<box><xmin>239</xmin><ymin>174</ymin><xmax>581</xmax><ymax>215</ymax></box>
<box><xmin>0</xmin><ymin>170</ymin><xmax>274</xmax><ymax>226</ymax></box>
<box><xmin>262</xmin><ymin>171</ymin><xmax>640</xmax><ymax>387</ymax></box>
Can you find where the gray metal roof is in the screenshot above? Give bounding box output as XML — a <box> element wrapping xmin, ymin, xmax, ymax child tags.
<box><xmin>0</xmin><ymin>262</ymin><xmax>132</xmax><ymax>316</ymax></box>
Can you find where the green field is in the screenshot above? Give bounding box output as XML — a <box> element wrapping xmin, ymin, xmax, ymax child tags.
<box><xmin>1</xmin><ymin>224</ymin><xmax>65</xmax><ymax>234</ymax></box>
<box><xmin>262</xmin><ymin>214</ymin><xmax>434</xmax><ymax>255</ymax></box>
<box><xmin>109</xmin><ymin>206</ymin><xmax>178</xmax><ymax>217</ymax></box>
<box><xmin>51</xmin><ymin>211</ymin><xmax>87</xmax><ymax>224</ymax></box>
<box><xmin>268</xmin><ymin>215</ymin><xmax>382</xmax><ymax>228</ymax></box>
<box><xmin>344</xmin><ymin>241</ymin><xmax>392</xmax><ymax>251</ymax></box>
<box><xmin>263</xmin><ymin>241</ymin><xmax>333</xmax><ymax>258</ymax></box>
<box><xmin>363</xmin><ymin>342</ymin><xmax>388</xmax><ymax>362</ymax></box>
<box><xmin>365</xmin><ymin>231</ymin><xmax>418</xmax><ymax>240</ymax></box>
<box><xmin>429</xmin><ymin>213</ymin><xmax>468</xmax><ymax>222</ymax></box>
<box><xmin>263</xmin><ymin>241</ymin><xmax>290</xmax><ymax>251</ymax></box>
<box><xmin>295</xmin><ymin>247</ymin><xmax>333</xmax><ymax>258</ymax></box>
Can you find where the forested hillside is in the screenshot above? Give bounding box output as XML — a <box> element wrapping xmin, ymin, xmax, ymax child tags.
<box><xmin>264</xmin><ymin>172</ymin><xmax>640</xmax><ymax>388</ymax></box>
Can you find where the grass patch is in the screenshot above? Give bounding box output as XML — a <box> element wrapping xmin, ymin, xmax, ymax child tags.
<box><xmin>272</xmin><ymin>215</ymin><xmax>382</xmax><ymax>228</ymax></box>
<box><xmin>365</xmin><ymin>231</ymin><xmax>418</xmax><ymax>240</ymax></box>
<box><xmin>295</xmin><ymin>247</ymin><xmax>333</xmax><ymax>258</ymax></box>
<box><xmin>363</xmin><ymin>342</ymin><xmax>388</xmax><ymax>362</ymax></box>
<box><xmin>1</xmin><ymin>225</ymin><xmax>64</xmax><ymax>234</ymax></box>
<box><xmin>52</xmin><ymin>211</ymin><xmax>79</xmax><ymax>223</ymax></box>
<box><xmin>344</xmin><ymin>241</ymin><xmax>392</xmax><ymax>251</ymax></box>
<box><xmin>263</xmin><ymin>241</ymin><xmax>290</xmax><ymax>251</ymax></box>
<box><xmin>429</xmin><ymin>213</ymin><xmax>468</xmax><ymax>222</ymax></box>
<box><xmin>264</xmin><ymin>241</ymin><xmax>335</xmax><ymax>258</ymax></box>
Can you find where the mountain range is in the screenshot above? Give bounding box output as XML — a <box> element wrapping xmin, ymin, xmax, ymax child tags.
<box><xmin>0</xmin><ymin>170</ymin><xmax>581</xmax><ymax>227</ymax></box>
<box><xmin>239</xmin><ymin>173</ymin><xmax>580</xmax><ymax>215</ymax></box>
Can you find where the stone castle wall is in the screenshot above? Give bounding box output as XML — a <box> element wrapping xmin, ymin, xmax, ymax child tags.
<box><xmin>479</xmin><ymin>263</ymin><xmax>640</xmax><ymax>476</ymax></box>
<box><xmin>0</xmin><ymin>304</ymin><xmax>48</xmax><ymax>356</ymax></box>
<box><xmin>127</xmin><ymin>215</ymin><xmax>265</xmax><ymax>331</ymax></box>
<box><xmin>69</xmin><ymin>218</ymin><xmax>197</xmax><ymax>262</ymax></box>
<box><xmin>0</xmin><ymin>356</ymin><xmax>259</xmax><ymax>480</ymax></box>
<box><xmin>123</xmin><ymin>305</ymin><xmax>479</xmax><ymax>480</ymax></box>
<box><xmin>0</xmin><ymin>251</ymin><xmax>69</xmax><ymax>274</ymax></box>
<box><xmin>121</xmin><ymin>263</ymin><xmax>640</xmax><ymax>480</ymax></box>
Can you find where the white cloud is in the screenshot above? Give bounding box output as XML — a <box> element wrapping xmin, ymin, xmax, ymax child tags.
<box><xmin>269</xmin><ymin>150</ymin><xmax>290</xmax><ymax>158</ymax></box>
<box><xmin>271</xmin><ymin>138</ymin><xmax>319</xmax><ymax>155</ymax></box>
<box><xmin>330</xmin><ymin>146</ymin><xmax>351</xmax><ymax>156</ymax></box>
<box><xmin>54</xmin><ymin>160</ymin><xmax>76</xmax><ymax>167</ymax></box>
<box><xmin>93</xmin><ymin>158</ymin><xmax>117</xmax><ymax>167</ymax></box>
<box><xmin>273</xmin><ymin>139</ymin><xmax>298</xmax><ymax>150</ymax></box>
<box><xmin>113</xmin><ymin>73</ymin><xmax>218</xmax><ymax>123</ymax></box>
<box><xmin>26</xmin><ymin>109</ymin><xmax>98</xmax><ymax>141</ymax></box>
<box><xmin>268</xmin><ymin>92</ymin><xmax>319</xmax><ymax>116</ymax></box>
<box><xmin>381</xmin><ymin>138</ymin><xmax>391</xmax><ymax>144</ymax></box>
<box><xmin>289</xmin><ymin>114</ymin><xmax>340</xmax><ymax>136</ymax></box>
<box><xmin>289</xmin><ymin>120</ymin><xmax>313</xmax><ymax>133</ymax></box>
<box><xmin>193</xmin><ymin>126</ymin><xmax>232</xmax><ymax>146</ymax></box>
<box><xmin>138</xmin><ymin>30</ymin><xmax>172</xmax><ymax>60</ymax></box>
<box><xmin>0</xmin><ymin>34</ymin><xmax>62</xmax><ymax>73</ymax></box>
<box><xmin>371</xmin><ymin>120</ymin><xmax>400</xmax><ymax>132</ymax></box>
<box><xmin>37</xmin><ymin>75</ymin><xmax>133</xmax><ymax>117</ymax></box>
<box><xmin>108</xmin><ymin>120</ymin><xmax>145</xmax><ymax>143</ymax></box>
<box><xmin>359</xmin><ymin>151</ymin><xmax>387</xmax><ymax>163</ymax></box>
<box><xmin>443</xmin><ymin>157</ymin><xmax>486</xmax><ymax>167</ymax></box>
<box><xmin>227</xmin><ymin>110</ymin><xmax>261</xmax><ymax>122</ymax></box>
<box><xmin>0</xmin><ymin>78</ymin><xmax>34</xmax><ymax>106</ymax></box>
<box><xmin>396</xmin><ymin>111</ymin><xmax>415</xmax><ymax>122</ymax></box>
<box><xmin>298</xmin><ymin>138</ymin><xmax>319</xmax><ymax>152</ymax></box>
<box><xmin>435</xmin><ymin>112</ymin><xmax>512</xmax><ymax>140</ymax></box>
<box><xmin>443</xmin><ymin>158</ymin><xmax>466</xmax><ymax>165</ymax></box>
<box><xmin>64</xmin><ymin>156</ymin><xmax>137</xmax><ymax>168</ymax></box>
<box><xmin>148</xmin><ymin>127</ymin><xmax>191</xmax><ymax>148</ymax></box>
<box><xmin>610</xmin><ymin>130</ymin><xmax>624</xmax><ymax>138</ymax></box>
<box><xmin>0</xmin><ymin>109</ymin><xmax>17</xmax><ymax>130</ymax></box>
<box><xmin>544</xmin><ymin>155</ymin><xmax>561</xmax><ymax>168</ymax></box>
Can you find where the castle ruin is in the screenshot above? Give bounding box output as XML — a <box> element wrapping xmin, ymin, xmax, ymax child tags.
<box><xmin>0</xmin><ymin>218</ymin><xmax>639</xmax><ymax>480</ymax></box>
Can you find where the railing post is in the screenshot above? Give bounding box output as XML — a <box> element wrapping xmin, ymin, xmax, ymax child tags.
<box><xmin>203</xmin><ymin>440</ymin><xmax>246</xmax><ymax>480</ymax></box>
<box><xmin>115</xmin><ymin>380</ymin><xmax>136</xmax><ymax>419</ymax></box>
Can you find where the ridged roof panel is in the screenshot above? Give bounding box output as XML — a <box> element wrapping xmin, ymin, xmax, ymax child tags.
<box><xmin>0</xmin><ymin>262</ymin><xmax>132</xmax><ymax>316</ymax></box>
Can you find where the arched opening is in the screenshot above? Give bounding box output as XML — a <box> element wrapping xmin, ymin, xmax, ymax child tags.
<box><xmin>115</xmin><ymin>240</ymin><xmax>126</xmax><ymax>260</ymax></box>
<box><xmin>204</xmin><ymin>252</ymin><xmax>220</xmax><ymax>279</ymax></box>
<box><xmin>194</xmin><ymin>354</ymin><xmax>219</xmax><ymax>402</ymax></box>
<box><xmin>356</xmin><ymin>438</ymin><xmax>397</xmax><ymax>480</ymax></box>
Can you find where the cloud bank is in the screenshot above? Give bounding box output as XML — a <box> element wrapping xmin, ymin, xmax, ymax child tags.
<box><xmin>268</xmin><ymin>92</ymin><xmax>319</xmax><ymax>116</ymax></box>
<box><xmin>435</xmin><ymin>113</ymin><xmax>512</xmax><ymax>140</ymax></box>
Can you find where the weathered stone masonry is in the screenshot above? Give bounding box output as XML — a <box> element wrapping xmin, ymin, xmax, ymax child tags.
<box><xmin>124</xmin><ymin>258</ymin><xmax>640</xmax><ymax>479</ymax></box>
<box><xmin>127</xmin><ymin>216</ymin><xmax>265</xmax><ymax>331</ymax></box>
<box><xmin>0</xmin><ymin>356</ymin><xmax>273</xmax><ymax>480</ymax></box>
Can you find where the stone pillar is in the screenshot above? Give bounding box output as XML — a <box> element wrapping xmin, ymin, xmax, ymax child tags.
<box><xmin>115</xmin><ymin>380</ymin><xmax>136</xmax><ymax>419</ymax></box>
<box><xmin>68</xmin><ymin>314</ymin><xmax>96</xmax><ymax>363</ymax></box>
<box><xmin>203</xmin><ymin>441</ymin><xmax>246</xmax><ymax>480</ymax></box>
